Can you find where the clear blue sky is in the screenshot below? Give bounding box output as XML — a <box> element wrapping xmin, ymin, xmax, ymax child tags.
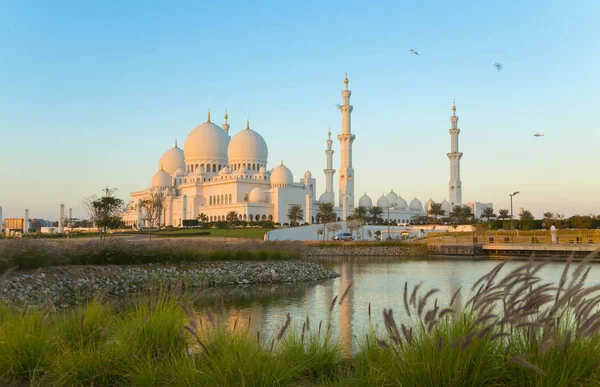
<box><xmin>1</xmin><ymin>0</ymin><xmax>598</xmax><ymax>220</ymax></box>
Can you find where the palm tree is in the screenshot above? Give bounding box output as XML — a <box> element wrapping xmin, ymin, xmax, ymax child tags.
<box><xmin>481</xmin><ymin>207</ymin><xmax>496</xmax><ymax>221</ymax></box>
<box><xmin>519</xmin><ymin>210</ymin><xmax>534</xmax><ymax>221</ymax></box>
<box><xmin>197</xmin><ymin>212</ymin><xmax>208</xmax><ymax>224</ymax></box>
<box><xmin>316</xmin><ymin>202</ymin><xmax>337</xmax><ymax>240</ymax></box>
<box><xmin>316</xmin><ymin>202</ymin><xmax>336</xmax><ymax>224</ymax></box>
<box><xmin>543</xmin><ymin>212</ymin><xmax>554</xmax><ymax>220</ymax></box>
<box><xmin>227</xmin><ymin>211</ymin><xmax>238</xmax><ymax>228</ymax></box>
<box><xmin>351</xmin><ymin>206</ymin><xmax>368</xmax><ymax>223</ymax></box>
<box><xmin>450</xmin><ymin>205</ymin><xmax>474</xmax><ymax>225</ymax></box>
<box><xmin>287</xmin><ymin>204</ymin><xmax>304</xmax><ymax>227</ymax></box>
<box><xmin>428</xmin><ymin>203</ymin><xmax>445</xmax><ymax>221</ymax></box>
<box><xmin>498</xmin><ymin>209</ymin><xmax>510</xmax><ymax>220</ymax></box>
<box><xmin>367</xmin><ymin>206</ymin><xmax>384</xmax><ymax>225</ymax></box>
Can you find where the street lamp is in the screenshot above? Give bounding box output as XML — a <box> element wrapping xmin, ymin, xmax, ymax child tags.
<box><xmin>509</xmin><ymin>191</ymin><xmax>520</xmax><ymax>231</ymax></box>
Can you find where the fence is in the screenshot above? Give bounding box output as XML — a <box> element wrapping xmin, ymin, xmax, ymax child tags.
<box><xmin>427</xmin><ymin>230</ymin><xmax>600</xmax><ymax>245</ymax></box>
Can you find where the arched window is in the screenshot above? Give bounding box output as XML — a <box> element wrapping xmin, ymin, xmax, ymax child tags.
<box><xmin>216</xmin><ymin>196</ymin><xmax>219</xmax><ymax>205</ymax></box>
<box><xmin>200</xmin><ymin>164</ymin><xmax>204</xmax><ymax>172</ymax></box>
<box><xmin>311</xmin><ymin>216</ymin><xmax>314</xmax><ymax>223</ymax></box>
<box><xmin>209</xmin><ymin>197</ymin><xmax>212</xmax><ymax>205</ymax></box>
<box><xmin>212</xmin><ymin>164</ymin><xmax>216</xmax><ymax>172</ymax></box>
<box><xmin>243</xmin><ymin>214</ymin><xmax>247</xmax><ymax>220</ymax></box>
<box><xmin>243</xmin><ymin>163</ymin><xmax>246</xmax><ymax>170</ymax></box>
<box><xmin>195</xmin><ymin>163</ymin><xmax>199</xmax><ymax>171</ymax></box>
<box><xmin>229</xmin><ymin>193</ymin><xmax>232</xmax><ymax>203</ymax></box>
<box><xmin>252</xmin><ymin>163</ymin><xmax>256</xmax><ymax>170</ymax></box>
<box><xmin>261</xmin><ymin>215</ymin><xmax>266</xmax><ymax>220</ymax></box>
<box><xmin>218</xmin><ymin>164</ymin><xmax>222</xmax><ymax>171</ymax></box>
<box><xmin>269</xmin><ymin>215</ymin><xmax>273</xmax><ymax>221</ymax></box>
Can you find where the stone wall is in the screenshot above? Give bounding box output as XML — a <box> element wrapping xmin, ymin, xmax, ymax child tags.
<box><xmin>427</xmin><ymin>243</ymin><xmax>483</xmax><ymax>256</ymax></box>
<box><xmin>303</xmin><ymin>245</ymin><xmax>427</xmax><ymax>257</ymax></box>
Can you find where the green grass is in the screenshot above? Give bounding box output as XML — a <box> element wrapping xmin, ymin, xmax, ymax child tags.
<box><xmin>155</xmin><ymin>227</ymin><xmax>269</xmax><ymax>239</ymax></box>
<box><xmin>2</xmin><ymin>256</ymin><xmax>600</xmax><ymax>386</ymax></box>
<box><xmin>0</xmin><ymin>238</ymin><xmax>305</xmax><ymax>271</ymax></box>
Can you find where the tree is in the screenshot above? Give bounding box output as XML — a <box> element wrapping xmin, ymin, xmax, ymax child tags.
<box><xmin>367</xmin><ymin>206</ymin><xmax>384</xmax><ymax>225</ymax></box>
<box><xmin>197</xmin><ymin>212</ymin><xmax>208</xmax><ymax>225</ymax></box>
<box><xmin>316</xmin><ymin>202</ymin><xmax>336</xmax><ymax>224</ymax></box>
<box><xmin>498</xmin><ymin>209</ymin><xmax>510</xmax><ymax>220</ymax></box>
<box><xmin>481</xmin><ymin>207</ymin><xmax>496</xmax><ymax>221</ymax></box>
<box><xmin>449</xmin><ymin>205</ymin><xmax>474</xmax><ymax>225</ymax></box>
<box><xmin>428</xmin><ymin>203</ymin><xmax>445</xmax><ymax>221</ymax></box>
<box><xmin>136</xmin><ymin>191</ymin><xmax>168</xmax><ymax>241</ymax></box>
<box><xmin>347</xmin><ymin>219</ymin><xmax>362</xmax><ymax>239</ymax></box>
<box><xmin>543</xmin><ymin>212</ymin><xmax>554</xmax><ymax>220</ymax></box>
<box><xmin>82</xmin><ymin>187</ymin><xmax>125</xmax><ymax>239</ymax></box>
<box><xmin>316</xmin><ymin>228</ymin><xmax>324</xmax><ymax>242</ymax></box>
<box><xmin>287</xmin><ymin>204</ymin><xmax>304</xmax><ymax>227</ymax></box>
<box><xmin>519</xmin><ymin>209</ymin><xmax>535</xmax><ymax>230</ymax></box>
<box><xmin>326</xmin><ymin>223</ymin><xmax>342</xmax><ymax>240</ymax></box>
<box><xmin>226</xmin><ymin>211</ymin><xmax>239</xmax><ymax>227</ymax></box>
<box><xmin>519</xmin><ymin>210</ymin><xmax>534</xmax><ymax>221</ymax></box>
<box><xmin>351</xmin><ymin>206</ymin><xmax>368</xmax><ymax>223</ymax></box>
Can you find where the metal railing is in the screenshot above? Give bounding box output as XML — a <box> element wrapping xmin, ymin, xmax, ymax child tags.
<box><xmin>427</xmin><ymin>230</ymin><xmax>600</xmax><ymax>245</ymax></box>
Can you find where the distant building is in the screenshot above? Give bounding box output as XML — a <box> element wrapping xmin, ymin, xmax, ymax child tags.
<box><xmin>1</xmin><ymin>218</ymin><xmax>53</xmax><ymax>233</ymax></box>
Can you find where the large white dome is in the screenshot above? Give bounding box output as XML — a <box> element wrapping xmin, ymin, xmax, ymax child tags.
<box><xmin>319</xmin><ymin>191</ymin><xmax>335</xmax><ymax>205</ymax></box>
<box><xmin>376</xmin><ymin>195</ymin><xmax>390</xmax><ymax>208</ymax></box>
<box><xmin>410</xmin><ymin>197</ymin><xmax>423</xmax><ymax>211</ymax></box>
<box><xmin>158</xmin><ymin>144</ymin><xmax>185</xmax><ymax>176</ymax></box>
<box><xmin>358</xmin><ymin>193</ymin><xmax>372</xmax><ymax>207</ymax></box>
<box><xmin>152</xmin><ymin>169</ymin><xmax>172</xmax><ymax>188</ymax></box>
<box><xmin>227</xmin><ymin>124</ymin><xmax>268</xmax><ymax>166</ymax></box>
<box><xmin>183</xmin><ymin>120</ymin><xmax>229</xmax><ymax>163</ymax></box>
<box><xmin>441</xmin><ymin>199</ymin><xmax>452</xmax><ymax>214</ymax></box>
<box><xmin>395</xmin><ymin>196</ymin><xmax>408</xmax><ymax>210</ymax></box>
<box><xmin>271</xmin><ymin>163</ymin><xmax>293</xmax><ymax>186</ymax></box>
<box><xmin>386</xmin><ymin>190</ymin><xmax>398</xmax><ymax>203</ymax></box>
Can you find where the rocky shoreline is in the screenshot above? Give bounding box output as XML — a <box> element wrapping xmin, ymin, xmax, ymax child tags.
<box><xmin>0</xmin><ymin>261</ymin><xmax>339</xmax><ymax>309</ymax></box>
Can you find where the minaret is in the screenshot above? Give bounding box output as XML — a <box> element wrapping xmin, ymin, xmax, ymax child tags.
<box><xmin>338</xmin><ymin>72</ymin><xmax>356</xmax><ymax>208</ymax></box>
<box><xmin>324</xmin><ymin>127</ymin><xmax>336</xmax><ymax>200</ymax></box>
<box><xmin>222</xmin><ymin>110</ymin><xmax>230</xmax><ymax>137</ymax></box>
<box><xmin>447</xmin><ymin>101</ymin><xmax>463</xmax><ymax>204</ymax></box>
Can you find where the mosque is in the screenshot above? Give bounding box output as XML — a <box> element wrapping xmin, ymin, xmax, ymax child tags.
<box><xmin>121</xmin><ymin>74</ymin><xmax>492</xmax><ymax>227</ymax></box>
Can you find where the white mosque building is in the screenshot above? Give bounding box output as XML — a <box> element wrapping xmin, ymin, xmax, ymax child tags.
<box><xmin>122</xmin><ymin>75</ymin><xmax>491</xmax><ymax>227</ymax></box>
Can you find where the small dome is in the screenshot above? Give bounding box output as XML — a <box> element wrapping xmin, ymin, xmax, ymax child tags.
<box><xmin>158</xmin><ymin>145</ymin><xmax>185</xmax><ymax>175</ymax></box>
<box><xmin>410</xmin><ymin>197</ymin><xmax>423</xmax><ymax>211</ymax></box>
<box><xmin>227</xmin><ymin>125</ymin><xmax>268</xmax><ymax>164</ymax></box>
<box><xmin>184</xmin><ymin>121</ymin><xmax>229</xmax><ymax>163</ymax></box>
<box><xmin>395</xmin><ymin>196</ymin><xmax>408</xmax><ymax>210</ymax></box>
<box><xmin>358</xmin><ymin>193</ymin><xmax>372</xmax><ymax>207</ymax></box>
<box><xmin>248</xmin><ymin>187</ymin><xmax>264</xmax><ymax>203</ymax></box>
<box><xmin>271</xmin><ymin>163</ymin><xmax>293</xmax><ymax>186</ymax></box>
<box><xmin>441</xmin><ymin>199</ymin><xmax>452</xmax><ymax>214</ymax></box>
<box><xmin>174</xmin><ymin>167</ymin><xmax>184</xmax><ymax>176</ymax></box>
<box><xmin>218</xmin><ymin>166</ymin><xmax>230</xmax><ymax>176</ymax></box>
<box><xmin>152</xmin><ymin>169</ymin><xmax>172</xmax><ymax>188</ymax></box>
<box><xmin>376</xmin><ymin>195</ymin><xmax>390</xmax><ymax>208</ymax></box>
<box><xmin>386</xmin><ymin>190</ymin><xmax>398</xmax><ymax>203</ymax></box>
<box><xmin>319</xmin><ymin>191</ymin><xmax>335</xmax><ymax>205</ymax></box>
<box><xmin>304</xmin><ymin>170</ymin><xmax>312</xmax><ymax>178</ymax></box>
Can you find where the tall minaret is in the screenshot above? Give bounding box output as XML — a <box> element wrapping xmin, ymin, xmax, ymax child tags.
<box><xmin>338</xmin><ymin>72</ymin><xmax>356</xmax><ymax>208</ymax></box>
<box><xmin>447</xmin><ymin>101</ymin><xmax>463</xmax><ymax>204</ymax></box>
<box><xmin>324</xmin><ymin>127</ymin><xmax>336</xmax><ymax>200</ymax></box>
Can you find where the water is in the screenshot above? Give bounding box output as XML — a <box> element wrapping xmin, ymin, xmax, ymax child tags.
<box><xmin>194</xmin><ymin>256</ymin><xmax>600</xmax><ymax>353</ymax></box>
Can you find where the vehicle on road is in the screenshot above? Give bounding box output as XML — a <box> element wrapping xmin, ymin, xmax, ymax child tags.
<box><xmin>333</xmin><ymin>232</ymin><xmax>354</xmax><ymax>241</ymax></box>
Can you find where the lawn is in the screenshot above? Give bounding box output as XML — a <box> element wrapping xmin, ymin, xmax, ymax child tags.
<box><xmin>155</xmin><ymin>228</ymin><xmax>268</xmax><ymax>239</ymax></box>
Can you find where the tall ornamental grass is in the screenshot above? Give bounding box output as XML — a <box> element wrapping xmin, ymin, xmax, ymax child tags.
<box><xmin>1</xmin><ymin>253</ymin><xmax>600</xmax><ymax>386</ymax></box>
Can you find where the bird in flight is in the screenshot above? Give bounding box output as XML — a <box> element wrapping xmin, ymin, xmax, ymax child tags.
<box><xmin>533</xmin><ymin>133</ymin><xmax>545</xmax><ymax>137</ymax></box>
<box><xmin>410</xmin><ymin>49</ymin><xmax>419</xmax><ymax>56</ymax></box>
<box><xmin>494</xmin><ymin>62</ymin><xmax>503</xmax><ymax>72</ymax></box>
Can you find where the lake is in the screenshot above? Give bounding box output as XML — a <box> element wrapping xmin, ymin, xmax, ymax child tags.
<box><xmin>193</xmin><ymin>256</ymin><xmax>600</xmax><ymax>353</ymax></box>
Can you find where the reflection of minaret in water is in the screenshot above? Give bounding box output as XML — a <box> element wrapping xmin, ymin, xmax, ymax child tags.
<box><xmin>338</xmin><ymin>261</ymin><xmax>354</xmax><ymax>356</ymax></box>
<box><xmin>447</xmin><ymin>101</ymin><xmax>463</xmax><ymax>205</ymax></box>
<box><xmin>338</xmin><ymin>72</ymin><xmax>355</xmax><ymax>208</ymax></box>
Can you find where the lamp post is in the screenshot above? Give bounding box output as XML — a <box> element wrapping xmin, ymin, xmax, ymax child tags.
<box><xmin>509</xmin><ymin>191</ymin><xmax>520</xmax><ymax>232</ymax></box>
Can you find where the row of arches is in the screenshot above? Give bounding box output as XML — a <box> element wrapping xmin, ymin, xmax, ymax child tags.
<box><xmin>208</xmin><ymin>214</ymin><xmax>273</xmax><ymax>222</ymax></box>
<box><xmin>186</xmin><ymin>163</ymin><xmax>267</xmax><ymax>174</ymax></box>
<box><xmin>209</xmin><ymin>193</ymin><xmax>233</xmax><ymax>206</ymax></box>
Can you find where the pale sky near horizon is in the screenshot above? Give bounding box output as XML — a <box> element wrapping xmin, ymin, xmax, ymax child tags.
<box><xmin>1</xmin><ymin>0</ymin><xmax>598</xmax><ymax>221</ymax></box>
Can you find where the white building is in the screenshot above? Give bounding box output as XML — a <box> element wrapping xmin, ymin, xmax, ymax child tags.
<box><xmin>122</xmin><ymin>75</ymin><xmax>491</xmax><ymax>227</ymax></box>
